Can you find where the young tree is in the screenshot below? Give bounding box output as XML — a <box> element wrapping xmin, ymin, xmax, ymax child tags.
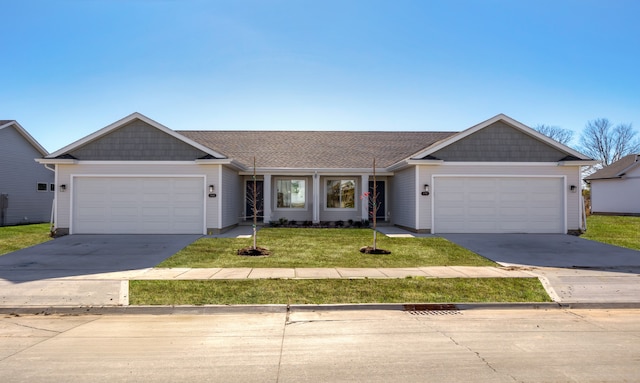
<box><xmin>360</xmin><ymin>158</ymin><xmax>390</xmax><ymax>254</ymax></box>
<box><xmin>579</xmin><ymin>118</ymin><xmax>640</xmax><ymax>166</ymax></box>
<box><xmin>533</xmin><ymin>124</ymin><xmax>575</xmax><ymax>145</ymax></box>
<box><xmin>238</xmin><ymin>157</ymin><xmax>269</xmax><ymax>256</ymax></box>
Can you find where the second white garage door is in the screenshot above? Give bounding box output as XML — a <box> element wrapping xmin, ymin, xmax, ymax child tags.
<box><xmin>433</xmin><ymin>177</ymin><xmax>564</xmax><ymax>234</ymax></box>
<box><xmin>73</xmin><ymin>176</ymin><xmax>205</xmax><ymax>234</ymax></box>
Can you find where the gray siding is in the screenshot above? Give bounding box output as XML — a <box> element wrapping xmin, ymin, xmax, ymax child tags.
<box><xmin>221</xmin><ymin>166</ymin><xmax>242</xmax><ymax>228</ymax></box>
<box><xmin>390</xmin><ymin>167</ymin><xmax>416</xmax><ymax>229</ymax></box>
<box><xmin>0</xmin><ymin>126</ymin><xmax>53</xmax><ymax>225</ymax></box>
<box><xmin>431</xmin><ymin>121</ymin><xmax>568</xmax><ymax>162</ymax></box>
<box><xmin>69</xmin><ymin>119</ymin><xmax>209</xmax><ymax>160</ymax></box>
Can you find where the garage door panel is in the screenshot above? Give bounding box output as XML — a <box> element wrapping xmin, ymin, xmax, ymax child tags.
<box><xmin>73</xmin><ymin>177</ymin><xmax>204</xmax><ymax>234</ymax></box>
<box><xmin>434</xmin><ymin>177</ymin><xmax>564</xmax><ymax>234</ymax></box>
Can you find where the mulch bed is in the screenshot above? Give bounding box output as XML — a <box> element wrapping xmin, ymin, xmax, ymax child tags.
<box><xmin>359</xmin><ymin>246</ymin><xmax>391</xmax><ymax>254</ymax></box>
<box><xmin>237</xmin><ymin>247</ymin><xmax>271</xmax><ymax>256</ymax></box>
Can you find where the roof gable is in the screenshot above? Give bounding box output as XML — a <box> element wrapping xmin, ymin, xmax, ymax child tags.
<box><xmin>47</xmin><ymin>113</ymin><xmax>225</xmax><ymax>161</ymax></box>
<box><xmin>585</xmin><ymin>154</ymin><xmax>640</xmax><ymax>180</ymax></box>
<box><xmin>412</xmin><ymin>114</ymin><xmax>591</xmax><ymax>162</ymax></box>
<box><xmin>0</xmin><ymin>120</ymin><xmax>49</xmax><ymax>156</ymax></box>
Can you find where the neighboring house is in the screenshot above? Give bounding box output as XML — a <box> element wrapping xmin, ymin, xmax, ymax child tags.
<box><xmin>36</xmin><ymin>112</ymin><xmax>595</xmax><ymax>235</ymax></box>
<box><xmin>584</xmin><ymin>154</ymin><xmax>640</xmax><ymax>215</ymax></box>
<box><xmin>0</xmin><ymin>120</ymin><xmax>54</xmax><ymax>226</ymax></box>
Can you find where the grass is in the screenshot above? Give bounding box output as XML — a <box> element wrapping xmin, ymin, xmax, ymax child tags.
<box><xmin>581</xmin><ymin>215</ymin><xmax>640</xmax><ymax>251</ymax></box>
<box><xmin>159</xmin><ymin>228</ymin><xmax>496</xmax><ymax>268</ymax></box>
<box><xmin>130</xmin><ymin>278</ymin><xmax>552</xmax><ymax>305</ymax></box>
<box><xmin>0</xmin><ymin>223</ymin><xmax>51</xmax><ymax>256</ymax></box>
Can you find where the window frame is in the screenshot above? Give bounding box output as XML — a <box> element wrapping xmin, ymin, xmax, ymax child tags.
<box><xmin>274</xmin><ymin>178</ymin><xmax>307</xmax><ymax>210</ymax></box>
<box><xmin>325</xmin><ymin>178</ymin><xmax>357</xmax><ymax>210</ymax></box>
<box><xmin>36</xmin><ymin>182</ymin><xmax>48</xmax><ymax>192</ymax></box>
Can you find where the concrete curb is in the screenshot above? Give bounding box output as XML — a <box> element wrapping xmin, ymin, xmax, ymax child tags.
<box><xmin>2</xmin><ymin>302</ymin><xmax>640</xmax><ymax>315</ymax></box>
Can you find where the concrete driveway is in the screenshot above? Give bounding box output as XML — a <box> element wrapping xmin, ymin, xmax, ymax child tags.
<box><xmin>0</xmin><ymin>234</ymin><xmax>200</xmax><ymax>306</ymax></box>
<box><xmin>440</xmin><ymin>234</ymin><xmax>640</xmax><ymax>304</ymax></box>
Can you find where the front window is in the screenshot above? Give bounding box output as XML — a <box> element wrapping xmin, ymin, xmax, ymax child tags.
<box><xmin>326</xmin><ymin>179</ymin><xmax>356</xmax><ymax>208</ymax></box>
<box><xmin>276</xmin><ymin>179</ymin><xmax>306</xmax><ymax>208</ymax></box>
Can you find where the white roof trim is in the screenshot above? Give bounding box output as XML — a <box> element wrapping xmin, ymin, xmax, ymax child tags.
<box><xmin>46</xmin><ymin>112</ymin><xmax>227</xmax><ymax>159</ymax></box>
<box><xmin>616</xmin><ymin>156</ymin><xmax>640</xmax><ymax>177</ymax></box>
<box><xmin>0</xmin><ymin>120</ymin><xmax>49</xmax><ymax>156</ymax></box>
<box><xmin>35</xmin><ymin>158</ymin><xmax>77</xmax><ymax>165</ymax></box>
<box><xmin>410</xmin><ymin>113</ymin><xmax>591</xmax><ymax>161</ymax></box>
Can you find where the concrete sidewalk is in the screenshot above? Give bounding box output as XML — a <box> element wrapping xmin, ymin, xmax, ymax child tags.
<box><xmin>54</xmin><ymin>265</ymin><xmax>537</xmax><ymax>280</ymax></box>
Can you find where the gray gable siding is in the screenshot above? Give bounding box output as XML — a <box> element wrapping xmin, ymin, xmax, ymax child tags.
<box><xmin>430</xmin><ymin>121</ymin><xmax>568</xmax><ymax>162</ymax></box>
<box><xmin>0</xmin><ymin>125</ymin><xmax>54</xmax><ymax>225</ymax></box>
<box><xmin>68</xmin><ymin>119</ymin><xmax>209</xmax><ymax>161</ymax></box>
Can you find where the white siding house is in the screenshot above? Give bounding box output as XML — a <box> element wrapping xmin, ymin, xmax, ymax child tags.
<box><xmin>585</xmin><ymin>154</ymin><xmax>640</xmax><ymax>215</ymax></box>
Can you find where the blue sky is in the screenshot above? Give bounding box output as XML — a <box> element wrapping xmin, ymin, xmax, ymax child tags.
<box><xmin>2</xmin><ymin>0</ymin><xmax>639</xmax><ymax>152</ymax></box>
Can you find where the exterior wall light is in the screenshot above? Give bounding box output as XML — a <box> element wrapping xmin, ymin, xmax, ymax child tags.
<box><xmin>570</xmin><ymin>185</ymin><xmax>577</xmax><ymax>193</ymax></box>
<box><xmin>422</xmin><ymin>184</ymin><xmax>430</xmax><ymax>196</ymax></box>
<box><xmin>208</xmin><ymin>185</ymin><xmax>216</xmax><ymax>198</ymax></box>
<box><xmin>59</xmin><ymin>184</ymin><xmax>66</xmax><ymax>192</ymax></box>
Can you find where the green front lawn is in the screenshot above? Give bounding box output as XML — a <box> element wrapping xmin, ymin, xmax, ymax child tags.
<box><xmin>581</xmin><ymin>215</ymin><xmax>640</xmax><ymax>251</ymax></box>
<box><xmin>159</xmin><ymin>228</ymin><xmax>496</xmax><ymax>268</ymax></box>
<box><xmin>130</xmin><ymin>278</ymin><xmax>551</xmax><ymax>305</ymax></box>
<box><xmin>0</xmin><ymin>223</ymin><xmax>51</xmax><ymax>256</ymax></box>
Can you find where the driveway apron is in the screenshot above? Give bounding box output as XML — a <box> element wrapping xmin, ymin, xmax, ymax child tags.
<box><xmin>440</xmin><ymin>234</ymin><xmax>640</xmax><ymax>303</ymax></box>
<box><xmin>0</xmin><ymin>234</ymin><xmax>200</xmax><ymax>306</ymax></box>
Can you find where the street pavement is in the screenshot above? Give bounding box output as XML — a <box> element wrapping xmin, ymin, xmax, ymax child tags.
<box><xmin>1</xmin><ymin>308</ymin><xmax>639</xmax><ymax>382</ymax></box>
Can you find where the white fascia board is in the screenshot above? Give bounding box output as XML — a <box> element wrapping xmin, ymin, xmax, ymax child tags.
<box><xmin>410</xmin><ymin>113</ymin><xmax>592</xmax><ymax>161</ymax></box>
<box><xmin>195</xmin><ymin>158</ymin><xmax>247</xmax><ymax>171</ymax></box>
<box><xmin>387</xmin><ymin>159</ymin><xmax>443</xmax><ymax>172</ymax></box>
<box><xmin>1</xmin><ymin>120</ymin><xmax>50</xmax><ymax>156</ymax></box>
<box><xmin>616</xmin><ymin>160</ymin><xmax>640</xmax><ymax>177</ymax></box>
<box><xmin>558</xmin><ymin>160</ymin><xmax>600</xmax><ymax>166</ymax></box>
<box><xmin>238</xmin><ymin>167</ymin><xmax>393</xmax><ymax>176</ymax></box>
<box><xmin>46</xmin><ymin>112</ymin><xmax>227</xmax><ymax>159</ymax></box>
<box><xmin>35</xmin><ymin>158</ymin><xmax>77</xmax><ymax>165</ymax></box>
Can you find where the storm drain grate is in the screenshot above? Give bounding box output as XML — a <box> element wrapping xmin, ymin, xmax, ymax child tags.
<box><xmin>407</xmin><ymin>310</ymin><xmax>462</xmax><ymax>316</ymax></box>
<box><xmin>404</xmin><ymin>304</ymin><xmax>462</xmax><ymax>316</ymax></box>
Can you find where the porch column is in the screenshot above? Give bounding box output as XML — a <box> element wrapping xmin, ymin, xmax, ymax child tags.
<box><xmin>361</xmin><ymin>174</ymin><xmax>369</xmax><ymax>222</ymax></box>
<box><xmin>313</xmin><ymin>172</ymin><xmax>320</xmax><ymax>223</ymax></box>
<box><xmin>263</xmin><ymin>174</ymin><xmax>272</xmax><ymax>223</ymax></box>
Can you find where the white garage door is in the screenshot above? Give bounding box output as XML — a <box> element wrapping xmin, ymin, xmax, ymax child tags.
<box><xmin>73</xmin><ymin>177</ymin><xmax>205</xmax><ymax>234</ymax></box>
<box><xmin>433</xmin><ymin>177</ymin><xmax>564</xmax><ymax>234</ymax></box>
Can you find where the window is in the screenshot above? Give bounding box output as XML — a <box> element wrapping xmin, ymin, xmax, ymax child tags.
<box><xmin>326</xmin><ymin>179</ymin><xmax>356</xmax><ymax>209</ymax></box>
<box><xmin>37</xmin><ymin>183</ymin><xmax>48</xmax><ymax>192</ymax></box>
<box><xmin>276</xmin><ymin>179</ymin><xmax>306</xmax><ymax>208</ymax></box>
<box><xmin>50</xmin><ymin>184</ymin><xmax>55</xmax><ymax>192</ymax></box>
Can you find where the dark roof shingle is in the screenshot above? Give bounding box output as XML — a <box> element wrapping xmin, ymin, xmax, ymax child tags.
<box><xmin>178</xmin><ymin>130</ymin><xmax>457</xmax><ymax>168</ymax></box>
<box><xmin>585</xmin><ymin>154</ymin><xmax>640</xmax><ymax>180</ymax></box>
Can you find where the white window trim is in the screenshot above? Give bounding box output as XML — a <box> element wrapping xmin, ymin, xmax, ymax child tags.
<box><xmin>36</xmin><ymin>182</ymin><xmax>49</xmax><ymax>192</ymax></box>
<box><xmin>324</xmin><ymin>178</ymin><xmax>358</xmax><ymax>211</ymax></box>
<box><xmin>273</xmin><ymin>177</ymin><xmax>307</xmax><ymax>210</ymax></box>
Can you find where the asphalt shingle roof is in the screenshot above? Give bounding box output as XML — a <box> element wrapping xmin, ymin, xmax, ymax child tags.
<box><xmin>178</xmin><ymin>130</ymin><xmax>457</xmax><ymax>168</ymax></box>
<box><xmin>585</xmin><ymin>154</ymin><xmax>640</xmax><ymax>181</ymax></box>
<box><xmin>585</xmin><ymin>154</ymin><xmax>640</xmax><ymax>180</ymax></box>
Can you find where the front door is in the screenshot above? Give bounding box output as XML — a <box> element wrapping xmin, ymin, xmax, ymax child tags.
<box><xmin>368</xmin><ymin>180</ymin><xmax>386</xmax><ymax>220</ymax></box>
<box><xmin>245</xmin><ymin>180</ymin><xmax>264</xmax><ymax>221</ymax></box>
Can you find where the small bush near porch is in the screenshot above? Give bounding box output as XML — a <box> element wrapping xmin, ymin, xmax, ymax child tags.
<box><xmin>159</xmin><ymin>228</ymin><xmax>496</xmax><ymax>268</ymax></box>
